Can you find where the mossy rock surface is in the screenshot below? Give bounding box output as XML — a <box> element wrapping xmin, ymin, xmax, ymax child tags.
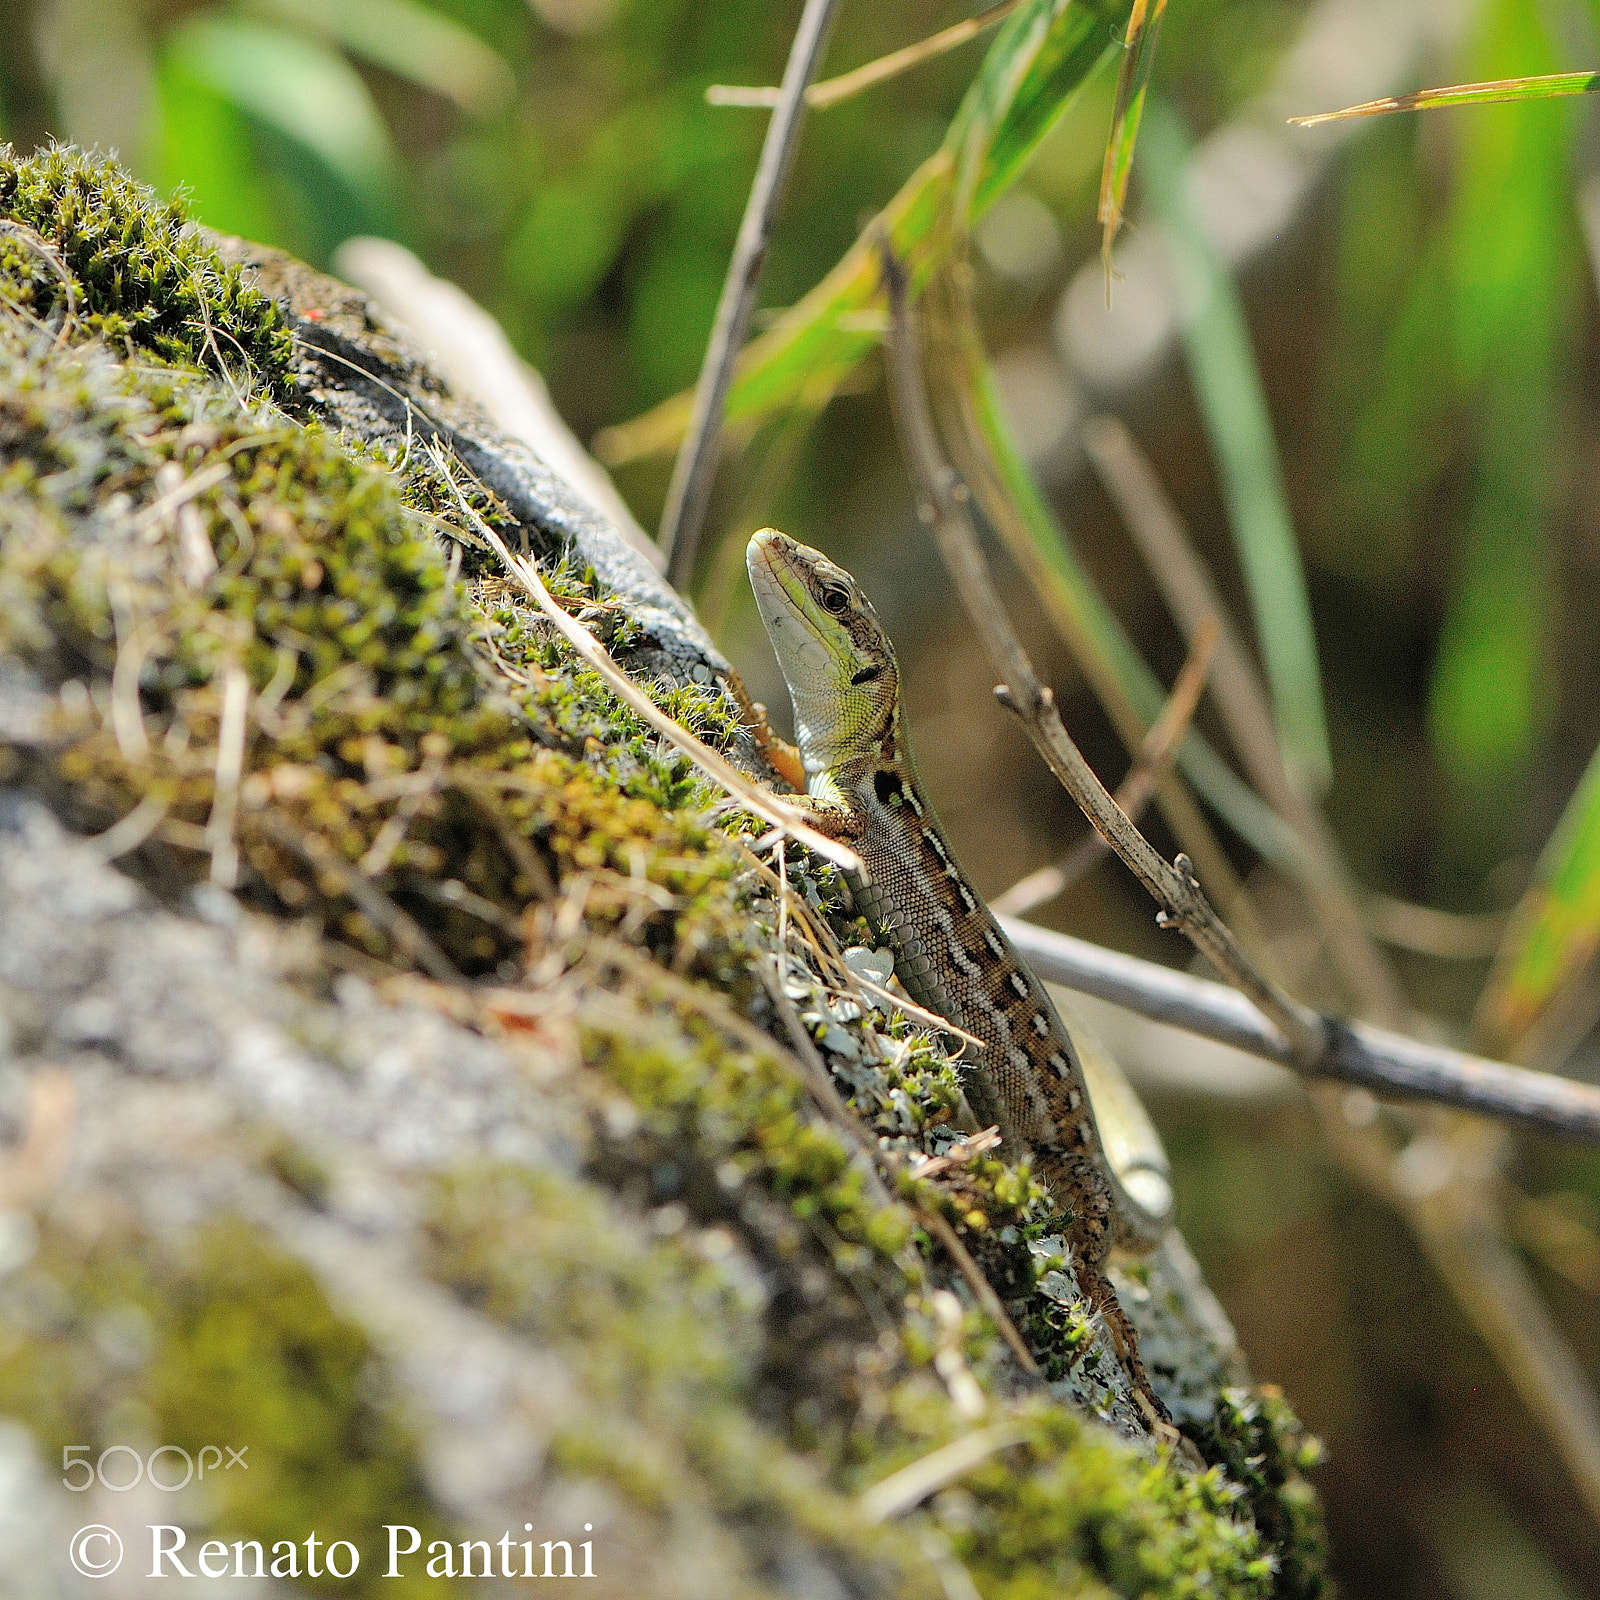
<box><xmin>0</xmin><ymin>145</ymin><xmax>1326</xmax><ymax>1600</ymax></box>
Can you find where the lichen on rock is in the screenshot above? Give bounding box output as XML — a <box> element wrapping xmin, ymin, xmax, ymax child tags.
<box><xmin>0</xmin><ymin>144</ymin><xmax>1326</xmax><ymax>1599</ymax></box>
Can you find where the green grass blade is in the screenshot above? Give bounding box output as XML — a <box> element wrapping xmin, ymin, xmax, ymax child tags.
<box><xmin>154</xmin><ymin>56</ymin><xmax>285</xmax><ymax>250</ymax></box>
<box><xmin>953</xmin><ymin>313</ymin><xmax>1305</xmax><ymax>871</ymax></box>
<box><xmin>946</xmin><ymin>0</ymin><xmax>1126</xmax><ymax>218</ymax></box>
<box><xmin>1138</xmin><ymin>98</ymin><xmax>1332</xmax><ymax>797</ymax></box>
<box><xmin>1098</xmin><ymin>0</ymin><xmax>1167</xmax><ymax>282</ymax></box>
<box><xmin>1291</xmin><ymin>70</ymin><xmax>1600</xmax><ymax>128</ymax></box>
<box><xmin>595</xmin><ymin>0</ymin><xmax>1130</xmax><ymax>467</ymax></box>
<box><xmin>1427</xmin><ymin>0</ymin><xmax>1575</xmax><ymax>787</ymax></box>
<box><xmin>162</xmin><ymin>17</ymin><xmax>398</xmax><ymax>216</ymax></box>
<box><xmin>1478</xmin><ymin>740</ymin><xmax>1600</xmax><ymax>1051</ymax></box>
<box><xmin>247</xmin><ymin>0</ymin><xmax>515</xmax><ymax>115</ymax></box>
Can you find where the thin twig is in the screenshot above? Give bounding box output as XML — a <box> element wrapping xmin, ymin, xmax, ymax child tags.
<box><xmin>708</xmin><ymin>1</ymin><xmax>1022</xmax><ymax>113</ymax></box>
<box><xmin>919</xmin><ymin>1207</ymin><xmax>1040</xmax><ymax>1375</ymax></box>
<box><xmin>859</xmin><ymin>1421</ymin><xmax>1029</xmax><ymax>1523</ymax></box>
<box><xmin>660</xmin><ymin>0</ymin><xmax>842</xmax><ymax>586</ymax></box>
<box><xmin>464</xmin><ymin>506</ymin><xmax>864</xmax><ymax>875</ymax></box>
<box><xmin>881</xmin><ymin>245</ymin><xmax>1325</xmax><ymax>1067</ymax></box>
<box><xmin>999</xmin><ymin>915</ymin><xmax>1600</xmax><ymax>1146</ymax></box>
<box><xmin>1083</xmin><ymin>416</ymin><xmax>1409</xmax><ymax>1025</ymax></box>
<box><xmin>926</xmin><ymin>264</ymin><xmax>1264</xmax><ymax>939</ymax></box>
<box><xmin>994</xmin><ymin>618</ymin><xmax>1217</xmax><ymax>915</ymax></box>
<box><xmin>206</xmin><ymin>667</ymin><xmax>249</xmax><ymax>889</ymax></box>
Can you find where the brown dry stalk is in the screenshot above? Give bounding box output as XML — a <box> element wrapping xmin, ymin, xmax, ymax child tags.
<box><xmin>1082</xmin><ymin>415</ymin><xmax>1408</xmax><ymax>1025</ymax></box>
<box><xmin>994</xmin><ymin>617</ymin><xmax>1217</xmax><ymax>916</ymax></box>
<box><xmin>881</xmin><ymin>244</ymin><xmax>1325</xmax><ymax>1068</ymax></box>
<box><xmin>707</xmin><ymin>1</ymin><xmax>1023</xmax><ymax>113</ymax></box>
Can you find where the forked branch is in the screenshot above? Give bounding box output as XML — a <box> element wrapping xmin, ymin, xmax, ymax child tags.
<box><xmin>880</xmin><ymin>245</ymin><xmax>1326</xmax><ymax>1067</ymax></box>
<box><xmin>1001</xmin><ymin>916</ymin><xmax>1600</xmax><ymax>1146</ymax></box>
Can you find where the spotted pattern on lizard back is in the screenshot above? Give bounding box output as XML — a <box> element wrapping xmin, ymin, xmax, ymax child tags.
<box><xmin>746</xmin><ymin>527</ymin><xmax>1171</xmax><ymax>1399</ymax></box>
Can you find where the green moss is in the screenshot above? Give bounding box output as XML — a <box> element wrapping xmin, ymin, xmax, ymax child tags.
<box><xmin>422</xmin><ymin>1162</ymin><xmax>915</xmax><ymax>1594</ymax></box>
<box><xmin>940</xmin><ymin>1408</ymin><xmax>1274</xmax><ymax>1600</ymax></box>
<box><xmin>0</xmin><ymin>297</ymin><xmax>754</xmax><ymax>980</ymax></box>
<box><xmin>0</xmin><ymin>145</ymin><xmax>293</xmax><ymax>394</ymax></box>
<box><xmin>1196</xmin><ymin>1387</ymin><xmax>1328</xmax><ymax>1600</ymax></box>
<box><xmin>0</xmin><ymin>146</ymin><xmax>1329</xmax><ymax>1600</ymax></box>
<box><xmin>0</xmin><ymin>1216</ymin><xmax>453</xmax><ymax>1596</ymax></box>
<box><xmin>421</xmin><ymin>1030</ymin><xmax>1289</xmax><ymax>1600</ymax></box>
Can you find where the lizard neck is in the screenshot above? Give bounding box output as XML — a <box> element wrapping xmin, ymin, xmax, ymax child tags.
<box><xmin>804</xmin><ymin>696</ymin><xmax>909</xmax><ymax>810</ymax></box>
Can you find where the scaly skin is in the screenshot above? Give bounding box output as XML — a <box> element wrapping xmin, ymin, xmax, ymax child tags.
<box><xmin>747</xmin><ymin>527</ymin><xmax>1172</xmax><ymax>1407</ymax></box>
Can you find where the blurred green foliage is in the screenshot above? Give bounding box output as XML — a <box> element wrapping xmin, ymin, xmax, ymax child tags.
<box><xmin>7</xmin><ymin>0</ymin><xmax>1600</xmax><ymax>1594</ymax></box>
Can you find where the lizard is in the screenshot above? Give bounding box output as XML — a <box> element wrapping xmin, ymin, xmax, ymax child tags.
<box><xmin>746</xmin><ymin>526</ymin><xmax>1174</xmax><ymax>1410</ymax></box>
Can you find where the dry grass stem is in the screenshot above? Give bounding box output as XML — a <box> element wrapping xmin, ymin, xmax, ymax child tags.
<box><xmin>1289</xmin><ymin>72</ymin><xmax>1600</xmax><ymax>128</ymax></box>
<box><xmin>707</xmin><ymin>1</ymin><xmax>1022</xmax><ymax>112</ymax></box>
<box><xmin>659</xmin><ymin>0</ymin><xmax>842</xmax><ymax>584</ymax></box>
<box><xmin>132</xmin><ymin>459</ymin><xmax>232</xmax><ymax>536</ymax></box>
<box><xmin>448</xmin><ymin>768</ymin><xmax>558</xmax><ymax>901</ymax></box>
<box><xmin>1505</xmin><ymin>1187</ymin><xmax>1600</xmax><ymax>1294</ymax></box>
<box><xmin>359</xmin><ymin>750</ymin><xmax>444</xmax><ymax>878</ymax></box>
<box><xmin>994</xmin><ymin>617</ymin><xmax>1217</xmax><ymax>915</ymax></box>
<box><xmin>907</xmin><ymin>1125</ymin><xmax>1003</xmax><ymax>1180</ymax></box>
<box><xmin>1411</xmin><ymin>1188</ymin><xmax>1600</xmax><ymax>1526</ymax></box>
<box><xmin>859</xmin><ymin>1421</ymin><xmax>1029</xmax><ymax>1524</ymax></box>
<box><xmin>468</xmin><ymin>514</ymin><xmax>865</xmax><ymax>874</ymax></box>
<box><xmin>205</xmin><ymin>666</ymin><xmax>249</xmax><ymax>889</ymax></box>
<box><xmin>883</xmin><ymin>247</ymin><xmax>1325</xmax><ymax>1066</ymax></box>
<box><xmin>849</xmin><ymin>971</ymin><xmax>986</xmax><ymax>1053</ymax></box>
<box><xmin>78</xmin><ymin>790</ymin><xmax>171</xmax><ymax>865</ymax></box>
<box><xmin>108</xmin><ymin>584</ymin><xmax>151</xmax><ymax>765</ymax></box>
<box><xmin>1366</xmin><ymin>894</ymin><xmax>1508</xmax><ymax>961</ymax></box>
<box><xmin>917</xmin><ymin>1207</ymin><xmax>1040</xmax><ymax>1377</ymax></box>
<box><xmin>257</xmin><ymin>811</ymin><xmax>461</xmax><ymax>983</ymax></box>
<box><xmin>1083</xmin><ymin>415</ymin><xmax>1409</xmax><ymax>1025</ymax></box>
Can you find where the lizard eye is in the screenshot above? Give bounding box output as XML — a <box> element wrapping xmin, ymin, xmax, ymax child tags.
<box><xmin>819</xmin><ymin>583</ymin><xmax>851</xmax><ymax>615</ymax></box>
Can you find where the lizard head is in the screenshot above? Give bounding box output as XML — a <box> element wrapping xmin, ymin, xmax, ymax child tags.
<box><xmin>746</xmin><ymin>527</ymin><xmax>900</xmax><ymax>783</ymax></box>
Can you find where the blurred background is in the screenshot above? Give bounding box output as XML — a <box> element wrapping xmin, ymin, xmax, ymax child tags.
<box><xmin>4</xmin><ymin>0</ymin><xmax>1600</xmax><ymax>1594</ymax></box>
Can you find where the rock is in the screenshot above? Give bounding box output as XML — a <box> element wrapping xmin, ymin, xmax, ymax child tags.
<box><xmin>0</xmin><ymin>144</ymin><xmax>1326</xmax><ymax>1600</ymax></box>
